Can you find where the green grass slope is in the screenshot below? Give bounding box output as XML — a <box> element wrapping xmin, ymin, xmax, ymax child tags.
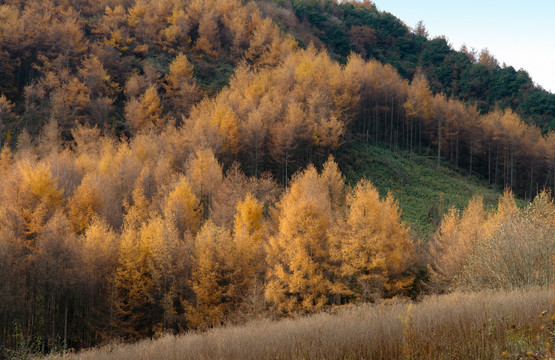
<box><xmin>338</xmin><ymin>142</ymin><xmax>525</xmax><ymax>238</ymax></box>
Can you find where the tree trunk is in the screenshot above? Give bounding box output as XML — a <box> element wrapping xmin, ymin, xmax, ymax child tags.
<box><xmin>469</xmin><ymin>139</ymin><xmax>473</xmax><ymax>177</ymax></box>
<box><xmin>437</xmin><ymin>116</ymin><xmax>441</xmax><ymax>169</ymax></box>
<box><xmin>64</xmin><ymin>301</ymin><xmax>68</xmax><ymax>350</ymax></box>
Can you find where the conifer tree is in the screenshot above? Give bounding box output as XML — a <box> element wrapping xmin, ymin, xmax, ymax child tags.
<box><xmin>163</xmin><ymin>175</ymin><xmax>203</xmax><ymax>238</ymax></box>
<box><xmin>125</xmin><ymin>85</ymin><xmax>164</xmax><ymax>132</ymax></box>
<box><xmin>187</xmin><ymin>220</ymin><xmax>233</xmax><ymax>328</ymax></box>
<box><xmin>164</xmin><ymin>53</ymin><xmax>200</xmax><ymax>117</ymax></box>
<box><xmin>230</xmin><ymin>193</ymin><xmax>265</xmax><ymax>315</ymax></box>
<box><xmin>338</xmin><ymin>180</ymin><xmax>414</xmax><ymax>300</ymax></box>
<box><xmin>430</xmin><ymin>195</ymin><xmax>488</xmax><ymax>289</ymax></box>
<box><xmin>265</xmin><ymin>165</ymin><xmax>338</xmax><ymax>313</ymax></box>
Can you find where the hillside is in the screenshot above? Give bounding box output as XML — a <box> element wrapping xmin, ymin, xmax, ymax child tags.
<box><xmin>2</xmin><ymin>0</ymin><xmax>555</xmax><ymax>199</ymax></box>
<box><xmin>339</xmin><ymin>142</ymin><xmax>516</xmax><ymax>238</ymax></box>
<box><xmin>258</xmin><ymin>0</ymin><xmax>555</xmax><ymax>131</ymax></box>
<box><xmin>1</xmin><ymin>0</ymin><xmax>555</xmax><ymax>357</ymax></box>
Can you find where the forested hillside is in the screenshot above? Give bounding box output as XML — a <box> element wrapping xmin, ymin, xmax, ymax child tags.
<box><xmin>258</xmin><ymin>0</ymin><xmax>555</xmax><ymax>130</ymax></box>
<box><xmin>1</xmin><ymin>0</ymin><xmax>555</xmax><ymax>357</ymax></box>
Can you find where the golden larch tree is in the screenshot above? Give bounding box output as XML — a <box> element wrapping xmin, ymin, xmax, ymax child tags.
<box><xmin>187</xmin><ymin>220</ymin><xmax>233</xmax><ymax>328</ymax></box>
<box><xmin>230</xmin><ymin>193</ymin><xmax>266</xmax><ymax>316</ymax></box>
<box><xmin>163</xmin><ymin>53</ymin><xmax>200</xmax><ymax>117</ymax></box>
<box><xmin>337</xmin><ymin>179</ymin><xmax>414</xmax><ymax>300</ymax></box>
<box><xmin>429</xmin><ymin>195</ymin><xmax>488</xmax><ymax>290</ymax></box>
<box><xmin>125</xmin><ymin>85</ymin><xmax>164</xmax><ymax>132</ymax></box>
<box><xmin>163</xmin><ymin>175</ymin><xmax>203</xmax><ymax>238</ymax></box>
<box><xmin>265</xmin><ymin>165</ymin><xmax>339</xmax><ymax>313</ymax></box>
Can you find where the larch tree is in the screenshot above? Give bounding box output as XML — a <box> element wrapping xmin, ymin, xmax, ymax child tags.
<box><xmin>230</xmin><ymin>193</ymin><xmax>266</xmax><ymax>317</ymax></box>
<box><xmin>163</xmin><ymin>175</ymin><xmax>203</xmax><ymax>238</ymax></box>
<box><xmin>337</xmin><ymin>179</ymin><xmax>414</xmax><ymax>301</ymax></box>
<box><xmin>429</xmin><ymin>195</ymin><xmax>488</xmax><ymax>290</ymax></box>
<box><xmin>187</xmin><ymin>220</ymin><xmax>233</xmax><ymax>328</ymax></box>
<box><xmin>80</xmin><ymin>217</ymin><xmax>120</xmax><ymax>337</ymax></box>
<box><xmin>210</xmin><ymin>101</ymin><xmax>241</xmax><ymax>157</ymax></box>
<box><xmin>319</xmin><ymin>156</ymin><xmax>346</xmax><ymax>216</ymax></box>
<box><xmin>404</xmin><ymin>72</ymin><xmax>432</xmax><ymax>153</ymax></box>
<box><xmin>68</xmin><ymin>173</ymin><xmax>104</xmax><ymax>233</ymax></box>
<box><xmin>16</xmin><ymin>161</ymin><xmax>64</xmax><ymax>240</ymax></box>
<box><xmin>483</xmin><ymin>188</ymin><xmax>518</xmax><ymax>239</ymax></box>
<box><xmin>142</xmin><ymin>217</ymin><xmax>181</xmax><ymax>333</ymax></box>
<box><xmin>185</xmin><ymin>148</ymin><xmax>223</xmax><ymax>218</ymax></box>
<box><xmin>163</xmin><ymin>53</ymin><xmax>201</xmax><ymax>118</ymax></box>
<box><xmin>77</xmin><ymin>55</ymin><xmax>114</xmax><ymax>127</ymax></box>
<box><xmin>194</xmin><ymin>9</ymin><xmax>220</xmax><ymax>55</ymax></box>
<box><xmin>265</xmin><ymin>165</ymin><xmax>339</xmax><ymax>313</ymax></box>
<box><xmin>114</xmin><ymin>215</ymin><xmax>179</xmax><ymax>340</ymax></box>
<box><xmin>0</xmin><ymin>94</ymin><xmax>15</xmax><ymax>148</ymax></box>
<box><xmin>210</xmin><ymin>163</ymin><xmax>250</xmax><ymax>228</ymax></box>
<box><xmin>125</xmin><ymin>85</ymin><xmax>165</xmax><ymax>132</ymax></box>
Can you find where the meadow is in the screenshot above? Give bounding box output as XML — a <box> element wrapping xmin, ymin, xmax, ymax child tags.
<box><xmin>48</xmin><ymin>288</ymin><xmax>554</xmax><ymax>360</ymax></box>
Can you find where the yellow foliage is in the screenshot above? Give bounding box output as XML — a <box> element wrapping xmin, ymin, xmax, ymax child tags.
<box><xmin>17</xmin><ymin>161</ymin><xmax>64</xmax><ymax>236</ymax></box>
<box><xmin>164</xmin><ymin>176</ymin><xmax>202</xmax><ymax>237</ymax></box>
<box><xmin>187</xmin><ymin>220</ymin><xmax>232</xmax><ymax>328</ymax></box>
<box><xmin>114</xmin><ymin>224</ymin><xmax>154</xmax><ymax>339</ymax></box>
<box><xmin>234</xmin><ymin>193</ymin><xmax>263</xmax><ymax>238</ymax></box>
<box><xmin>404</xmin><ymin>72</ymin><xmax>432</xmax><ymax>121</ymax></box>
<box><xmin>484</xmin><ymin>188</ymin><xmax>518</xmax><ymax>239</ymax></box>
<box><xmin>430</xmin><ymin>195</ymin><xmax>489</xmax><ymax>289</ymax></box>
<box><xmin>185</xmin><ymin>147</ymin><xmax>223</xmax><ymax>206</ymax></box>
<box><xmin>319</xmin><ymin>155</ymin><xmax>345</xmax><ymax>215</ymax></box>
<box><xmin>69</xmin><ymin>174</ymin><xmax>104</xmax><ymax>233</ymax></box>
<box><xmin>124</xmin><ymin>183</ymin><xmax>151</xmax><ymax>229</ymax></box>
<box><xmin>210</xmin><ymin>102</ymin><xmax>241</xmax><ymax>155</ymax></box>
<box><xmin>265</xmin><ymin>165</ymin><xmax>337</xmax><ymax>313</ymax></box>
<box><xmin>125</xmin><ymin>86</ymin><xmax>164</xmax><ymax>132</ymax></box>
<box><xmin>166</xmin><ymin>53</ymin><xmax>194</xmax><ymax>89</ymax></box>
<box><xmin>338</xmin><ymin>179</ymin><xmax>414</xmax><ymax>299</ymax></box>
<box><xmin>81</xmin><ymin>217</ymin><xmax>119</xmax><ymax>281</ymax></box>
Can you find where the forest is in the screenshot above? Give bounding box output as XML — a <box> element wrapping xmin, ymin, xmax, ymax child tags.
<box><xmin>0</xmin><ymin>0</ymin><xmax>555</xmax><ymax>356</ymax></box>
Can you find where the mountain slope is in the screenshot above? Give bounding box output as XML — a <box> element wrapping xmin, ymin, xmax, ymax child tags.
<box><xmin>258</xmin><ymin>0</ymin><xmax>555</xmax><ymax>130</ymax></box>
<box><xmin>338</xmin><ymin>142</ymin><xmax>522</xmax><ymax>238</ymax></box>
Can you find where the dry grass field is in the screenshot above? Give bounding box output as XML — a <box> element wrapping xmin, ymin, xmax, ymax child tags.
<box><xmin>48</xmin><ymin>288</ymin><xmax>555</xmax><ymax>360</ymax></box>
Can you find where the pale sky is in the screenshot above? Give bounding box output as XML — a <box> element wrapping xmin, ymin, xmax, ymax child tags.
<box><xmin>373</xmin><ymin>0</ymin><xmax>555</xmax><ymax>93</ymax></box>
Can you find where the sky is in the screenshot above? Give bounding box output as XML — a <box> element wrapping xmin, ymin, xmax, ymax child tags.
<box><xmin>372</xmin><ymin>0</ymin><xmax>555</xmax><ymax>93</ymax></box>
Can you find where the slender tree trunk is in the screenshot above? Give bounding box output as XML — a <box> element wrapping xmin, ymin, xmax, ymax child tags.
<box><xmin>437</xmin><ymin>116</ymin><xmax>441</xmax><ymax>169</ymax></box>
<box><xmin>285</xmin><ymin>150</ymin><xmax>288</xmax><ymax>189</ymax></box>
<box><xmin>469</xmin><ymin>140</ymin><xmax>473</xmax><ymax>177</ymax></box>
<box><xmin>495</xmin><ymin>144</ymin><xmax>499</xmax><ymax>185</ymax></box>
<box><xmin>396</xmin><ymin>100</ymin><xmax>401</xmax><ymax>150</ymax></box>
<box><xmin>530</xmin><ymin>160</ymin><xmax>534</xmax><ymax>200</ymax></box>
<box><xmin>409</xmin><ymin>119</ymin><xmax>413</xmax><ymax>160</ymax></box>
<box><xmin>374</xmin><ymin>101</ymin><xmax>378</xmax><ymax>143</ymax></box>
<box><xmin>362</xmin><ymin>102</ymin><xmax>366</xmax><ymax>140</ymax></box>
<box><xmin>510</xmin><ymin>144</ymin><xmax>514</xmax><ymax>189</ymax></box>
<box><xmin>418</xmin><ymin>118</ymin><xmax>422</xmax><ymax>154</ymax></box>
<box><xmin>488</xmin><ymin>144</ymin><xmax>491</xmax><ymax>184</ymax></box>
<box><xmin>390</xmin><ymin>97</ymin><xmax>394</xmax><ymax>149</ymax></box>
<box><xmin>51</xmin><ymin>293</ymin><xmax>56</xmax><ymax>351</ymax></box>
<box><xmin>64</xmin><ymin>301</ymin><xmax>68</xmax><ymax>350</ymax></box>
<box><xmin>455</xmin><ymin>129</ymin><xmax>459</xmax><ymax>167</ymax></box>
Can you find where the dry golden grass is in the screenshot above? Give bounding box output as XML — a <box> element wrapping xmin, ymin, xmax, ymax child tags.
<box><xmin>51</xmin><ymin>289</ymin><xmax>555</xmax><ymax>360</ymax></box>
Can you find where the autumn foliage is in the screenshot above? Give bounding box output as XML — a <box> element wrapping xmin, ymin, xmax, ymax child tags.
<box><xmin>0</xmin><ymin>122</ymin><xmax>417</xmax><ymax>352</ymax></box>
<box><xmin>1</xmin><ymin>0</ymin><xmax>555</xmax><ymax>356</ymax></box>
